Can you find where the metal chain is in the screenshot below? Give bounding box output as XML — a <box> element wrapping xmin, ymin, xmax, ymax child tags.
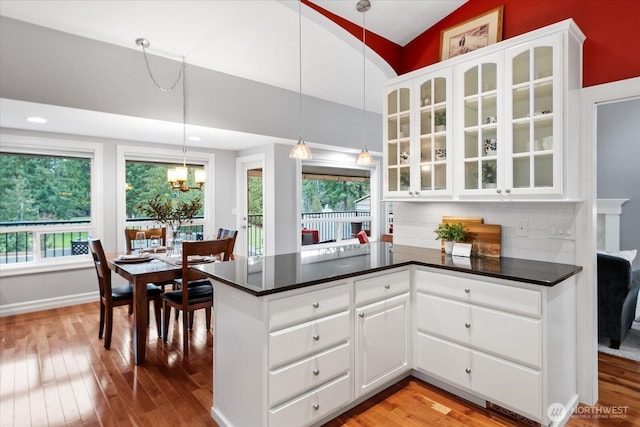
<box><xmin>140</xmin><ymin>43</ymin><xmax>184</xmax><ymax>92</ymax></box>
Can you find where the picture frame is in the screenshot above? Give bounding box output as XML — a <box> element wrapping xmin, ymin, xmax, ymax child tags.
<box><xmin>440</xmin><ymin>5</ymin><xmax>504</xmax><ymax>61</ymax></box>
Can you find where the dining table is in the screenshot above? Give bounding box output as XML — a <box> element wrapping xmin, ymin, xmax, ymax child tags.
<box><xmin>106</xmin><ymin>252</ymin><xmax>182</xmax><ymax>364</ymax></box>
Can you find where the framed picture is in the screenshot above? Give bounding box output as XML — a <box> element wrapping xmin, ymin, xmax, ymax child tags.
<box><xmin>440</xmin><ymin>6</ymin><xmax>504</xmax><ymax>61</ymax></box>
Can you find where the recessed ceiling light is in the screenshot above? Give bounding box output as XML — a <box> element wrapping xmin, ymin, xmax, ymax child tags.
<box><xmin>188</xmin><ymin>136</ymin><xmax>201</xmax><ymax>141</ymax></box>
<box><xmin>27</xmin><ymin>116</ymin><xmax>47</xmax><ymax>124</ymax></box>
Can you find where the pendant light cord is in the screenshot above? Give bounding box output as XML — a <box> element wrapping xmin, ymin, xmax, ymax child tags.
<box><xmin>139</xmin><ymin>42</ymin><xmax>184</xmax><ymax>92</ymax></box>
<box><xmin>362</xmin><ymin>11</ymin><xmax>366</xmax><ymax>149</ymax></box>
<box><xmin>182</xmin><ymin>58</ymin><xmax>187</xmax><ymax>167</ymax></box>
<box><xmin>299</xmin><ymin>0</ymin><xmax>303</xmax><ymax>140</ymax></box>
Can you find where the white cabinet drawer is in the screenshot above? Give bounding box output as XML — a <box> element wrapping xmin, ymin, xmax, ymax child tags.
<box><xmin>470</xmin><ymin>305</ymin><xmax>541</xmax><ymax>369</ymax></box>
<box><xmin>355</xmin><ymin>270</ymin><xmax>410</xmax><ymax>306</ymax></box>
<box><xmin>270</xmin><ymin>311</ymin><xmax>349</xmax><ymax>368</ymax></box>
<box><xmin>415</xmin><ymin>270</ymin><xmax>541</xmax><ymax>317</ymax></box>
<box><xmin>269</xmin><ymin>284</ymin><xmax>349</xmax><ymax>331</ymax></box>
<box><xmin>472</xmin><ymin>351</ymin><xmax>541</xmax><ymax>421</ymax></box>
<box><xmin>269</xmin><ymin>343</ymin><xmax>350</xmax><ymax>408</ymax></box>
<box><xmin>415</xmin><ymin>332</ymin><xmax>471</xmax><ymax>390</ymax></box>
<box><xmin>269</xmin><ymin>373</ymin><xmax>351</xmax><ymax>427</ymax></box>
<box><xmin>416</xmin><ymin>293</ymin><xmax>471</xmax><ymax>345</ymax></box>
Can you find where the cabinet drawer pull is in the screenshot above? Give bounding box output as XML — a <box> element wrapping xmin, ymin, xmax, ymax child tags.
<box><xmin>465</xmin><ymin>368</ymin><xmax>471</xmax><ymax>374</ymax></box>
<box><xmin>358</xmin><ymin>312</ymin><xmax>365</xmax><ymax>318</ymax></box>
<box><xmin>464</xmin><ymin>288</ymin><xmax>471</xmax><ymax>294</ymax></box>
<box><xmin>385</xmin><ymin>283</ymin><xmax>391</xmax><ymax>290</ymax></box>
<box><xmin>312</xmin><ymin>369</ymin><xmax>320</xmax><ymax>376</ymax></box>
<box><xmin>312</xmin><ymin>334</ymin><xmax>320</xmax><ymax>341</ymax></box>
<box><xmin>505</xmin><ymin>188</ymin><xmax>511</xmax><ymax>194</ymax></box>
<box><xmin>496</xmin><ymin>189</ymin><xmax>502</xmax><ymax>194</ymax></box>
<box><xmin>312</xmin><ymin>403</ymin><xmax>320</xmax><ymax>411</ymax></box>
<box><xmin>312</xmin><ymin>302</ymin><xmax>320</xmax><ymax>309</ymax></box>
<box><xmin>465</xmin><ymin>322</ymin><xmax>471</xmax><ymax>328</ymax></box>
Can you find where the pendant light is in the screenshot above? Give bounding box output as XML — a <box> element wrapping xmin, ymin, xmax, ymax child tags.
<box><xmin>290</xmin><ymin>0</ymin><xmax>312</xmax><ymax>159</ymax></box>
<box><xmin>135</xmin><ymin>38</ymin><xmax>205</xmax><ymax>191</ymax></box>
<box><xmin>355</xmin><ymin>0</ymin><xmax>374</xmax><ymax>165</ymax></box>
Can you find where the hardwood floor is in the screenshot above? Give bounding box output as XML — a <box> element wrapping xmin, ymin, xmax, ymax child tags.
<box><xmin>1</xmin><ymin>302</ymin><xmax>638</xmax><ymax>426</ymax></box>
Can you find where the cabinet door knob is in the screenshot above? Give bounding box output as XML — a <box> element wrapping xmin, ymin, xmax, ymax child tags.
<box><xmin>312</xmin><ymin>334</ymin><xmax>320</xmax><ymax>341</ymax></box>
<box><xmin>415</xmin><ymin>191</ymin><xmax>421</xmax><ymax>195</ymax></box>
<box><xmin>358</xmin><ymin>312</ymin><xmax>365</xmax><ymax>318</ymax></box>
<box><xmin>496</xmin><ymin>189</ymin><xmax>502</xmax><ymax>194</ymax></box>
<box><xmin>465</xmin><ymin>322</ymin><xmax>471</xmax><ymax>328</ymax></box>
<box><xmin>505</xmin><ymin>188</ymin><xmax>511</xmax><ymax>194</ymax></box>
<box><xmin>312</xmin><ymin>369</ymin><xmax>320</xmax><ymax>376</ymax></box>
<box><xmin>313</xmin><ymin>403</ymin><xmax>320</xmax><ymax>411</ymax></box>
<box><xmin>312</xmin><ymin>302</ymin><xmax>319</xmax><ymax>309</ymax></box>
<box><xmin>385</xmin><ymin>283</ymin><xmax>391</xmax><ymax>289</ymax></box>
<box><xmin>464</xmin><ymin>288</ymin><xmax>471</xmax><ymax>294</ymax></box>
<box><xmin>465</xmin><ymin>368</ymin><xmax>471</xmax><ymax>374</ymax></box>
<box><xmin>409</xmin><ymin>191</ymin><xmax>414</xmax><ymax>195</ymax></box>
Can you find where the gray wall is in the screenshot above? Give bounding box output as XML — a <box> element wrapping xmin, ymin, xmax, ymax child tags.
<box><xmin>597</xmin><ymin>98</ymin><xmax>640</xmax><ymax>268</ymax></box>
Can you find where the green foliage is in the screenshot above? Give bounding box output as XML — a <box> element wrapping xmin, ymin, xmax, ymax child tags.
<box><xmin>248</xmin><ymin>175</ymin><xmax>263</xmax><ymax>226</ymax></box>
<box><xmin>434</xmin><ymin>111</ymin><xmax>446</xmax><ymax>126</ymax></box>
<box><xmin>136</xmin><ymin>195</ymin><xmax>202</xmax><ymax>233</ymax></box>
<box><xmin>434</xmin><ymin>222</ymin><xmax>466</xmax><ymax>242</ymax></box>
<box><xmin>302</xmin><ymin>178</ymin><xmax>370</xmax><ymax>213</ymax></box>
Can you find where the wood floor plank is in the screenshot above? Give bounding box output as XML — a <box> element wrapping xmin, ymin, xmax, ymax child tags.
<box><xmin>1</xmin><ymin>302</ymin><xmax>639</xmax><ymax>426</ymax></box>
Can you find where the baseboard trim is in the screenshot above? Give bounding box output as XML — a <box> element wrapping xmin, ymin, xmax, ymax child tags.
<box><xmin>0</xmin><ymin>292</ymin><xmax>98</xmax><ymax>317</ymax></box>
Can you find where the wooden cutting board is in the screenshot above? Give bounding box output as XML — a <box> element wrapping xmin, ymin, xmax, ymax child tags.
<box><xmin>442</xmin><ymin>217</ymin><xmax>501</xmax><ymax>258</ymax></box>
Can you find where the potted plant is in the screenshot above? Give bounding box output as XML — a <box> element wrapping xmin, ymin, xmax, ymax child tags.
<box><xmin>434</xmin><ymin>222</ymin><xmax>466</xmax><ymax>254</ymax></box>
<box><xmin>482</xmin><ymin>162</ymin><xmax>497</xmax><ymax>188</ymax></box>
<box><xmin>434</xmin><ymin>111</ymin><xmax>446</xmax><ymax>132</ymax></box>
<box><xmin>136</xmin><ymin>195</ymin><xmax>202</xmax><ymax>242</ymax></box>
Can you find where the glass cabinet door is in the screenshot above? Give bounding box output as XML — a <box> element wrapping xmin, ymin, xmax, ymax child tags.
<box><xmin>417</xmin><ymin>71</ymin><xmax>451</xmax><ymax>194</ymax></box>
<box><xmin>506</xmin><ymin>34</ymin><xmax>561</xmax><ymax>195</ymax></box>
<box><xmin>386</xmin><ymin>86</ymin><xmax>411</xmax><ymax>194</ymax></box>
<box><xmin>461</xmin><ymin>58</ymin><xmax>500</xmax><ymax>192</ymax></box>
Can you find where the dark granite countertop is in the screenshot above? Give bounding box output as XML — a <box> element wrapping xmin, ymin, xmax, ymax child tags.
<box><xmin>193</xmin><ymin>242</ymin><xmax>582</xmax><ymax>296</ymax></box>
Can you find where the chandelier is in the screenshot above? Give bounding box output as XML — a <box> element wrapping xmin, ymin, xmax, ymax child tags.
<box><xmin>289</xmin><ymin>0</ymin><xmax>312</xmax><ymax>160</ymax></box>
<box><xmin>355</xmin><ymin>0</ymin><xmax>373</xmax><ymax>165</ymax></box>
<box><xmin>135</xmin><ymin>38</ymin><xmax>205</xmax><ymax>191</ymax></box>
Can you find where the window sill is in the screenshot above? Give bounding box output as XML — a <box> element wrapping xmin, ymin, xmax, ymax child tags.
<box><xmin>0</xmin><ymin>255</ymin><xmax>93</xmax><ymax>277</ymax></box>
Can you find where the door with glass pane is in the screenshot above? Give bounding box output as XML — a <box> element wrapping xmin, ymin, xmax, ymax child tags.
<box><xmin>458</xmin><ymin>53</ymin><xmax>504</xmax><ymax>195</ymax></box>
<box><xmin>415</xmin><ymin>69</ymin><xmax>452</xmax><ymax>196</ymax></box>
<box><xmin>505</xmin><ymin>34</ymin><xmax>562</xmax><ymax>195</ymax></box>
<box><xmin>384</xmin><ymin>83</ymin><xmax>412</xmax><ymax>197</ymax></box>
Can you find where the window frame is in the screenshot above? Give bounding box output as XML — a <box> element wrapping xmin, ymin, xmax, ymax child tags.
<box><xmin>116</xmin><ymin>144</ymin><xmax>215</xmax><ymax>252</ymax></box>
<box><xmin>0</xmin><ymin>133</ymin><xmax>104</xmax><ymax>277</ymax></box>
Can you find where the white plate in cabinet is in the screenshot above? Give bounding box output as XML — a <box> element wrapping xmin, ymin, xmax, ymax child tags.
<box><xmin>269</xmin><ymin>373</ymin><xmax>351</xmax><ymax>427</ymax></box>
<box><xmin>354</xmin><ymin>270</ymin><xmax>410</xmax><ymax>306</ymax></box>
<box><xmin>415</xmin><ymin>270</ymin><xmax>541</xmax><ymax>318</ymax></box>
<box><xmin>416</xmin><ymin>293</ymin><xmax>541</xmax><ymax>368</ymax></box>
<box><xmin>269</xmin><ymin>284</ymin><xmax>349</xmax><ymax>331</ymax></box>
<box><xmin>269</xmin><ymin>311</ymin><xmax>350</xmax><ymax>368</ymax></box>
<box><xmin>269</xmin><ymin>343</ymin><xmax>350</xmax><ymax>408</ymax></box>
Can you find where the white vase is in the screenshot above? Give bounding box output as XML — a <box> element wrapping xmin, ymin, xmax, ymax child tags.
<box><xmin>444</xmin><ymin>241</ymin><xmax>454</xmax><ymax>254</ymax></box>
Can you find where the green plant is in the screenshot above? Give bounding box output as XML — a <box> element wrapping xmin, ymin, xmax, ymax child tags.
<box><xmin>482</xmin><ymin>162</ymin><xmax>497</xmax><ymax>184</ymax></box>
<box><xmin>136</xmin><ymin>195</ymin><xmax>202</xmax><ymax>234</ymax></box>
<box><xmin>434</xmin><ymin>222</ymin><xmax>466</xmax><ymax>242</ymax></box>
<box><xmin>434</xmin><ymin>111</ymin><xmax>446</xmax><ymax>126</ymax></box>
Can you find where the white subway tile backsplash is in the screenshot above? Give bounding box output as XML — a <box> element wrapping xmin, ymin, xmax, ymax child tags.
<box><xmin>392</xmin><ymin>201</ymin><xmax>577</xmax><ymax>264</ymax></box>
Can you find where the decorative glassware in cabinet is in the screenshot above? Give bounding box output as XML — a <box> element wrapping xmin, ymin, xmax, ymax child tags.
<box><xmin>418</xmin><ymin>76</ymin><xmax>447</xmax><ymax>192</ymax></box>
<box><xmin>387</xmin><ymin>88</ymin><xmax>411</xmax><ymax>192</ymax></box>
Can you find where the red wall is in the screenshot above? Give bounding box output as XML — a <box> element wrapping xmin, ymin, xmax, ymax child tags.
<box><xmin>402</xmin><ymin>0</ymin><xmax>640</xmax><ymax>87</ymax></box>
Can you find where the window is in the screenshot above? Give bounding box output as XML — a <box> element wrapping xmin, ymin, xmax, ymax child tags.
<box><xmin>0</xmin><ymin>135</ymin><xmax>102</xmax><ymax>271</ymax></box>
<box><xmin>300</xmin><ymin>165</ymin><xmax>372</xmax><ymax>246</ymax></box>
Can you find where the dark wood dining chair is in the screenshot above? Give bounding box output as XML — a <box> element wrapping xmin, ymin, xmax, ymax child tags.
<box><xmin>124</xmin><ymin>227</ymin><xmax>167</xmax><ymax>253</ymax></box>
<box><xmin>88</xmin><ymin>238</ymin><xmax>163</xmax><ymax>349</ymax></box>
<box><xmin>216</xmin><ymin>228</ymin><xmax>238</xmax><ymax>259</ymax></box>
<box><xmin>162</xmin><ymin>238</ymin><xmax>231</xmax><ymax>356</ymax></box>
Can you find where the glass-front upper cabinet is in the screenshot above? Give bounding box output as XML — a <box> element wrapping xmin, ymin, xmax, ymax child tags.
<box><xmin>456</xmin><ymin>53</ymin><xmax>503</xmax><ymax>195</ymax></box>
<box><xmin>384</xmin><ymin>83</ymin><xmax>412</xmax><ymax>196</ymax></box>
<box><xmin>415</xmin><ymin>69</ymin><xmax>452</xmax><ymax>197</ymax></box>
<box><xmin>505</xmin><ymin>34</ymin><xmax>563</xmax><ymax>195</ymax></box>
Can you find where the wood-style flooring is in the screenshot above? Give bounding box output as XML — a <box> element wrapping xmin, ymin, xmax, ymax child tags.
<box><xmin>1</xmin><ymin>302</ymin><xmax>638</xmax><ymax>426</ymax></box>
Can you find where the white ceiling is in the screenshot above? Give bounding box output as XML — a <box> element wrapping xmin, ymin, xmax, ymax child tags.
<box><xmin>0</xmin><ymin>0</ymin><xmax>465</xmax><ymax>150</ymax></box>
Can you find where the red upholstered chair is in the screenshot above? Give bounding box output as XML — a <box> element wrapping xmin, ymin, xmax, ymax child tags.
<box><xmin>356</xmin><ymin>230</ymin><xmax>369</xmax><ymax>244</ymax></box>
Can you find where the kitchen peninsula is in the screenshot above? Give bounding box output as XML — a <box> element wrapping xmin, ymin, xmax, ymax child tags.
<box><xmin>195</xmin><ymin>243</ymin><xmax>582</xmax><ymax>427</ymax></box>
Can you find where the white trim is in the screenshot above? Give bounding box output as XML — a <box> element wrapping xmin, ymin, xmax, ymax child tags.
<box><xmin>236</xmin><ymin>154</ymin><xmax>266</xmax><ymax>257</ymax></box>
<box><xmin>0</xmin><ymin>291</ymin><xmax>98</xmax><ymax>317</ymax></box>
<box><xmin>116</xmin><ymin>144</ymin><xmax>215</xmax><ymax>252</ymax></box>
<box><xmin>0</xmin><ymin>133</ymin><xmax>103</xmax><ymax>275</ymax></box>
<box><xmin>577</xmin><ymin>76</ymin><xmax>640</xmax><ymax>405</ymax></box>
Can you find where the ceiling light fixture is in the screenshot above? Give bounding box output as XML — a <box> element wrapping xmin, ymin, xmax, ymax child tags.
<box><xmin>135</xmin><ymin>38</ymin><xmax>205</xmax><ymax>192</ymax></box>
<box><xmin>289</xmin><ymin>0</ymin><xmax>312</xmax><ymax>160</ymax></box>
<box><xmin>27</xmin><ymin>116</ymin><xmax>47</xmax><ymax>124</ymax></box>
<box><xmin>356</xmin><ymin>0</ymin><xmax>373</xmax><ymax>166</ymax></box>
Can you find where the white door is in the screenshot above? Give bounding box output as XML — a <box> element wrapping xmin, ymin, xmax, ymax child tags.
<box><xmin>236</xmin><ymin>156</ymin><xmax>264</xmax><ymax>257</ymax></box>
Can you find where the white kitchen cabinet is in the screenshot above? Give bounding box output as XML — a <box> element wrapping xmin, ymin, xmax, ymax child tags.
<box><xmin>354</xmin><ymin>270</ymin><xmax>411</xmax><ymax>397</ymax></box>
<box><xmin>383</xmin><ymin>19</ymin><xmax>584</xmax><ymax>201</ymax></box>
<box><xmin>414</xmin><ymin>268</ymin><xmax>577</xmax><ymax>425</ymax></box>
<box><xmin>384</xmin><ymin>70</ymin><xmax>453</xmax><ymax>199</ymax></box>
